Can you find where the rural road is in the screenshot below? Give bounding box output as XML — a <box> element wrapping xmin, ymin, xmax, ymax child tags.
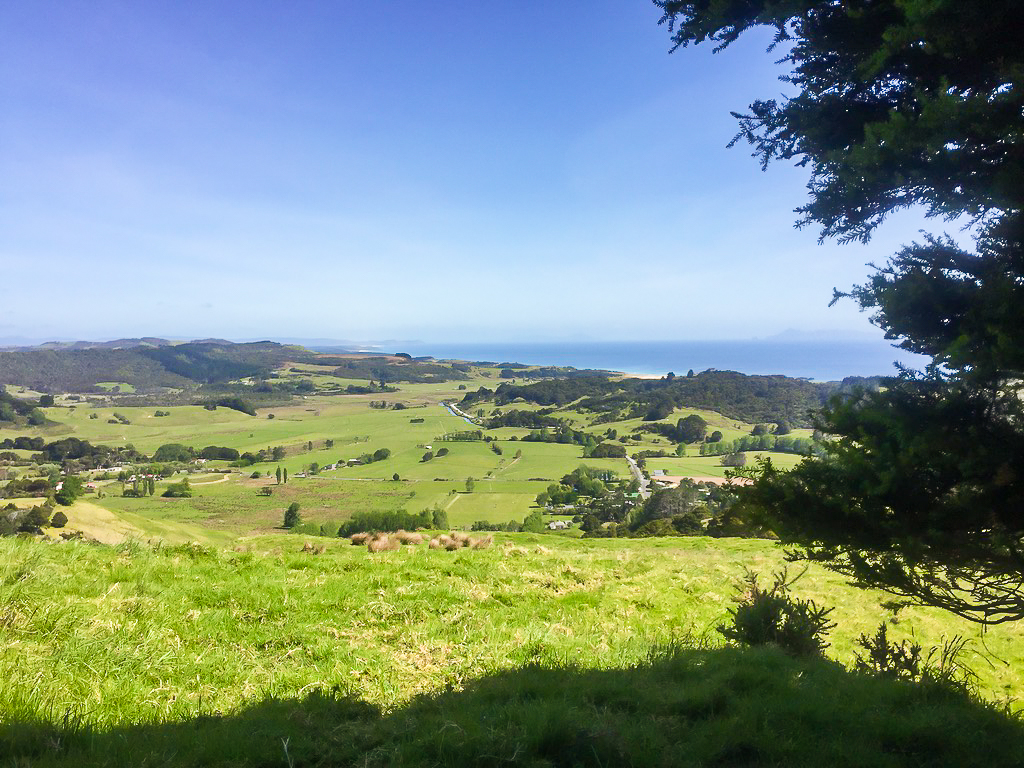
<box><xmin>626</xmin><ymin>456</ymin><xmax>651</xmax><ymax>499</ymax></box>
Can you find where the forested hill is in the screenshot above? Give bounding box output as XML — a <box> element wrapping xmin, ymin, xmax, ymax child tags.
<box><xmin>461</xmin><ymin>372</ymin><xmax>881</xmax><ymax>427</ymax></box>
<box><xmin>0</xmin><ymin>341</ymin><xmax>320</xmax><ymax>392</ymax></box>
<box><xmin>0</xmin><ymin>340</ymin><xmax>479</xmax><ymax>393</ymax></box>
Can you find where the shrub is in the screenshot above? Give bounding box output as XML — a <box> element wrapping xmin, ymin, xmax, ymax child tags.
<box><xmin>161</xmin><ymin>479</ymin><xmax>192</xmax><ymax>498</ymax></box>
<box><xmin>853</xmin><ymin>623</ymin><xmax>976</xmax><ymax>692</ymax></box>
<box><xmin>853</xmin><ymin>623</ymin><xmax>923</xmax><ymax>681</ymax></box>
<box><xmin>50</xmin><ymin>509</ymin><xmax>68</xmax><ymax>528</ymax></box>
<box><xmin>283</xmin><ymin>502</ymin><xmax>301</xmax><ymax>529</ymax></box>
<box><xmin>436</xmin><ymin>447</ymin><xmax>449</xmax><ymax>457</ymax></box>
<box><xmin>721</xmin><ymin>452</ymin><xmax>747</xmax><ymax>467</ymax></box>
<box><xmin>718</xmin><ymin>569</ymin><xmax>836</xmax><ymax>658</ymax></box>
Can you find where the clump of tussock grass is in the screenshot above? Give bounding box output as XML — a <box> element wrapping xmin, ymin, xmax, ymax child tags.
<box><xmin>394</xmin><ymin>531</ymin><xmax>424</xmax><ymax>545</ymax></box>
<box><xmin>367</xmin><ymin>534</ymin><xmax>400</xmax><ymax>553</ymax></box>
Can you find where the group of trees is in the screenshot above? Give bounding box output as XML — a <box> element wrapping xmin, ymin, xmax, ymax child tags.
<box><xmin>697</xmin><ymin>435</ymin><xmax>820</xmax><ymax>457</ymax></box>
<box><xmin>1</xmin><ymin>501</ymin><xmax>66</xmax><ymax>536</ymax></box>
<box><xmin>464</xmin><ymin>372</ymin><xmax>832</xmax><ymax>427</ymax></box>
<box><xmin>642</xmin><ymin>414</ymin><xmax>708</xmax><ymax>444</ymax></box>
<box><xmin>657</xmin><ymin>0</ymin><xmax>1024</xmax><ymax>623</ymax></box>
<box><xmin>536</xmin><ymin>466</ymin><xmax>617</xmax><ymax>508</ymax></box>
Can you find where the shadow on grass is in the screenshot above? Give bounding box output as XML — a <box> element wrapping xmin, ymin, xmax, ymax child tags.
<box><xmin>4</xmin><ymin>646</ymin><xmax>1023</xmax><ymax>767</ymax></box>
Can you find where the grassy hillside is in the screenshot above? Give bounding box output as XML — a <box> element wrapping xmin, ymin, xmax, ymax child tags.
<box><xmin>1</xmin><ymin>534</ymin><xmax>1022</xmax><ymax>766</ymax></box>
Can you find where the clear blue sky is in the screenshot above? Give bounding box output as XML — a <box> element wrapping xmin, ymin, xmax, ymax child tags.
<box><xmin>1</xmin><ymin>1</ymin><xmax>937</xmax><ymax>344</ymax></box>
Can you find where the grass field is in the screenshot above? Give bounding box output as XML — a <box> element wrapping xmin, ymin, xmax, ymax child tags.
<box><xmin>5</xmin><ymin>370</ymin><xmax>1024</xmax><ymax>765</ymax></box>
<box><xmin>2</xmin><ymin>533</ymin><xmax>1023</xmax><ymax>766</ymax></box>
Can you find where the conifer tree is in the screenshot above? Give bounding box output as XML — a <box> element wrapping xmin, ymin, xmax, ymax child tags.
<box><xmin>658</xmin><ymin>0</ymin><xmax>1024</xmax><ymax>623</ymax></box>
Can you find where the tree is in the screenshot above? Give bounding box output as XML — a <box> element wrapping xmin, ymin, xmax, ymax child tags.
<box><xmin>272</xmin><ymin>446</ymin><xmax>285</xmax><ymax>460</ymax></box>
<box><xmin>161</xmin><ymin>478</ymin><xmax>192</xmax><ymax>498</ymax></box>
<box><xmin>658</xmin><ymin>0</ymin><xmax>1024</xmax><ymax>623</ymax></box>
<box><xmin>675</xmin><ymin>414</ymin><xmax>708</xmax><ymax>443</ymax></box>
<box><xmin>276</xmin><ymin>466</ymin><xmax>282</xmax><ymax>484</ymax></box>
<box><xmin>283</xmin><ymin>468</ymin><xmax>288</xmax><ymax>484</ymax></box>
<box><xmin>39</xmin><ymin>394</ymin><xmax>54</xmax><ymax>407</ymax></box>
<box><xmin>54</xmin><ymin>475</ymin><xmax>85</xmax><ymax>506</ymax></box>
<box><xmin>283</xmin><ymin>502</ymin><xmax>301</xmax><ymax>529</ymax></box>
<box><xmin>465</xmin><ymin>477</ymin><xmax>475</xmax><ymax>493</ymax></box>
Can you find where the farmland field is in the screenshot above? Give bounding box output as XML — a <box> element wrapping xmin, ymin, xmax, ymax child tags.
<box><xmin>4</xmin><ymin>363</ymin><xmax>1023</xmax><ymax>766</ymax></box>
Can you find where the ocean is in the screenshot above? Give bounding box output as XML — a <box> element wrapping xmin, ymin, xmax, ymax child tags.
<box><xmin>387</xmin><ymin>340</ymin><xmax>928</xmax><ymax>382</ymax></box>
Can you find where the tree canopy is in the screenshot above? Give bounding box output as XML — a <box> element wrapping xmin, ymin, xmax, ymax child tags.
<box><xmin>657</xmin><ymin>0</ymin><xmax>1024</xmax><ymax>623</ymax></box>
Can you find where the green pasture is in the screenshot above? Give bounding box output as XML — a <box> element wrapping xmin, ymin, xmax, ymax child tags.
<box><xmin>95</xmin><ymin>381</ymin><xmax>136</xmax><ymax>392</ymax></box>
<box><xmin>1</xmin><ymin>533</ymin><xmax>1021</xmax><ymax>753</ymax></box>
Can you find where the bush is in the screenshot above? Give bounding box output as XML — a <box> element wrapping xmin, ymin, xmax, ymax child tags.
<box><xmin>721</xmin><ymin>452</ymin><xmax>747</xmax><ymax>467</ymax></box>
<box><xmin>161</xmin><ymin>479</ymin><xmax>192</xmax><ymax>498</ymax></box>
<box><xmin>283</xmin><ymin>503</ymin><xmax>301</xmax><ymax>528</ymax></box>
<box><xmin>718</xmin><ymin>570</ymin><xmax>836</xmax><ymax>658</ymax></box>
<box><xmin>50</xmin><ymin>509</ymin><xmax>68</xmax><ymax>528</ymax></box>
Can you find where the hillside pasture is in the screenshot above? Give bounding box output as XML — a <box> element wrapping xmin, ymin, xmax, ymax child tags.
<box><xmin>2</xmin><ymin>533</ymin><xmax>1023</xmax><ymax>768</ymax></box>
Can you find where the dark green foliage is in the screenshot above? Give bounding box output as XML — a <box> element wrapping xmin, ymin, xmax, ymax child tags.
<box><xmin>283</xmin><ymin>503</ymin><xmax>301</xmax><ymax>529</ymax></box>
<box><xmin>161</xmin><ymin>479</ymin><xmax>192</xmax><ymax>498</ymax></box>
<box><xmin>54</xmin><ymin>476</ymin><xmax>85</xmax><ymax>506</ymax></box>
<box><xmin>658</xmin><ymin>0</ymin><xmax>1024</xmax><ymax>624</ymax></box>
<box><xmin>431</xmin><ymin>507</ymin><xmax>448</xmax><ymax>529</ymax></box>
<box><xmin>630</xmin><ymin>484</ymin><xmax>702</xmax><ymax>532</ymax></box>
<box><xmin>199</xmin><ymin>446</ymin><xmax>240</xmax><ymax>461</ymax></box>
<box><xmin>38</xmin><ymin>394</ymin><xmax>54</xmax><ymax>406</ymax></box>
<box><xmin>327</xmin><ymin>357</ymin><xmax>470</xmax><ymax>384</ymax></box>
<box><xmin>338</xmin><ymin>509</ymin><xmax>432</xmax><ymax>536</ymax></box>
<box><xmin>21</xmin><ymin>503</ymin><xmax>52</xmax><ymax>530</ymax></box>
<box><xmin>718</xmin><ymin>570</ymin><xmax>836</xmax><ymax>658</ymax></box>
<box><xmin>372</xmin><ymin>448</ymin><xmax>390</xmax><ymax>462</ymax></box>
<box><xmin>476</xmin><ymin>371</ymin><xmax>832</xmax><ymax>427</ymax></box>
<box><xmin>721</xmin><ymin>452</ymin><xmax>746</xmax><ymax>468</ymax></box>
<box><xmin>471</xmin><ymin>519</ymin><xmax>522</xmax><ymax>532</ymax></box>
<box><xmin>203</xmin><ymin>397</ymin><xmax>256</xmax><ymax>416</ymax></box>
<box><xmin>588</xmin><ymin>442</ymin><xmax>625</xmax><ymax>459</ymax></box>
<box><xmin>486</xmin><ymin>409</ymin><xmax>562</xmax><ymax>429</ymax></box>
<box><xmin>521</xmin><ymin>511</ymin><xmax>545</xmax><ymax>533</ymax></box>
<box><xmin>435</xmin><ymin>447</ymin><xmax>449</xmax><ymax>458</ymax></box>
<box><xmin>421</xmin><ymin>451</ymin><xmax>434</xmax><ymax>463</ymax></box>
<box><xmin>1</xmin><ymin>476</ymin><xmax>52</xmax><ymax>499</ymax></box>
<box><xmin>31</xmin><ymin>437</ymin><xmax>141</xmax><ymax>468</ymax></box>
<box><xmin>699</xmin><ymin>434</ymin><xmax>817</xmax><ymax>457</ymax></box>
<box><xmin>49</xmin><ymin>509</ymin><xmax>68</xmax><ymax>528</ymax></box>
<box><xmin>153</xmin><ymin>444</ymin><xmax>193</xmax><ymax>463</ymax></box>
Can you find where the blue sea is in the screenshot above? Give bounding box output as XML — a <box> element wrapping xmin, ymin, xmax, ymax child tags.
<box><xmin>389</xmin><ymin>340</ymin><xmax>928</xmax><ymax>382</ymax></box>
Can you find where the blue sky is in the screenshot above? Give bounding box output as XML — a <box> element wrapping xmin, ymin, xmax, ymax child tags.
<box><xmin>1</xmin><ymin>1</ymin><xmax>940</xmax><ymax>344</ymax></box>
